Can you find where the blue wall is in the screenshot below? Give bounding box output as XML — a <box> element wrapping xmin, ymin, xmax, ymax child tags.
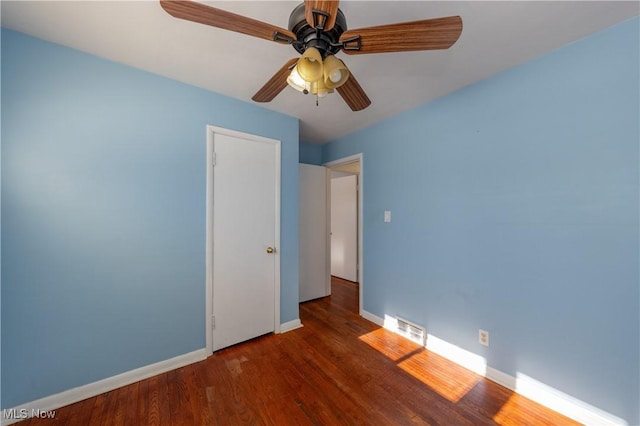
<box><xmin>299</xmin><ymin>140</ymin><xmax>323</xmax><ymax>165</ymax></box>
<box><xmin>324</xmin><ymin>18</ymin><xmax>639</xmax><ymax>424</ymax></box>
<box><xmin>1</xmin><ymin>29</ymin><xmax>299</xmax><ymax>408</ymax></box>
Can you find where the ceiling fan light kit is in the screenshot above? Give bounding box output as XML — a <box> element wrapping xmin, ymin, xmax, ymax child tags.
<box><xmin>286</xmin><ymin>47</ymin><xmax>350</xmax><ymax>98</ymax></box>
<box><xmin>160</xmin><ymin>0</ymin><xmax>463</xmax><ymax>111</ymax></box>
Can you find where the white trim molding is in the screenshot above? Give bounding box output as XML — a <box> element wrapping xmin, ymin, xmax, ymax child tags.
<box><xmin>485</xmin><ymin>368</ymin><xmax>627</xmax><ymax>426</ymax></box>
<box><xmin>1</xmin><ymin>349</ymin><xmax>207</xmax><ymax>426</ymax></box>
<box><xmin>362</xmin><ymin>310</ymin><xmax>384</xmax><ymax>326</ymax></box>
<box><xmin>280</xmin><ymin>318</ymin><xmax>304</xmax><ymax>333</ymax></box>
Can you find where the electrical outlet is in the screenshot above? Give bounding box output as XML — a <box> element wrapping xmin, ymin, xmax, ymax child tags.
<box><xmin>479</xmin><ymin>329</ymin><xmax>489</xmax><ymax>347</ymax></box>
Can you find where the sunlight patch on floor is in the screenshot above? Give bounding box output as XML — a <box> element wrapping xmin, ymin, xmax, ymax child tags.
<box><xmin>492</xmin><ymin>393</ymin><xmax>541</xmax><ymax>425</ymax></box>
<box><xmin>397</xmin><ymin>353</ymin><xmax>480</xmax><ymax>403</ymax></box>
<box><xmin>359</xmin><ymin>328</ymin><xmax>481</xmax><ymax>402</ymax></box>
<box><xmin>357</xmin><ymin>315</ymin><xmax>624</xmax><ymax>425</ymax></box>
<box><xmin>358</xmin><ymin>328</ymin><xmax>418</xmax><ymax>361</ymax></box>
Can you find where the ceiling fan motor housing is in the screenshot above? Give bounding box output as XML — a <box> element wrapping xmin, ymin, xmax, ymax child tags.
<box><xmin>289</xmin><ymin>2</ymin><xmax>347</xmax><ymax>57</ymax></box>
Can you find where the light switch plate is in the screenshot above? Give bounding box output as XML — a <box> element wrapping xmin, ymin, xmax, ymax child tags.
<box><xmin>384</xmin><ymin>210</ymin><xmax>391</xmax><ymax>223</ymax></box>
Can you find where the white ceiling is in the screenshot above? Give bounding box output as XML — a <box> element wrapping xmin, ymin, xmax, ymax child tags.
<box><xmin>2</xmin><ymin>1</ymin><xmax>638</xmax><ymax>144</ymax></box>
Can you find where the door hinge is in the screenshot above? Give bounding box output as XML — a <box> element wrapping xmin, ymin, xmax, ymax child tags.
<box><xmin>212</xmin><ymin>152</ymin><xmax>217</xmax><ymax>166</ymax></box>
<box><xmin>212</xmin><ymin>315</ymin><xmax>216</xmax><ymax>330</ymax></box>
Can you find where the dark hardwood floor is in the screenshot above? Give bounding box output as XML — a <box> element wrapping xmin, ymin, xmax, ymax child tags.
<box><xmin>18</xmin><ymin>277</ymin><xmax>578</xmax><ymax>425</ymax></box>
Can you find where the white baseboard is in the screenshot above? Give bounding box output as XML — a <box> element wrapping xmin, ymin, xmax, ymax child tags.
<box><xmin>361</xmin><ymin>309</ymin><xmax>384</xmax><ymax>326</ymax></box>
<box><xmin>4</xmin><ymin>314</ymin><xmax>627</xmax><ymax>426</ymax></box>
<box><xmin>1</xmin><ymin>349</ymin><xmax>208</xmax><ymax>426</ymax></box>
<box><xmin>280</xmin><ymin>318</ymin><xmax>303</xmax><ymax>333</ymax></box>
<box><xmin>485</xmin><ymin>367</ymin><xmax>627</xmax><ymax>425</ymax></box>
<box><xmin>362</xmin><ymin>311</ymin><xmax>626</xmax><ymax>425</ymax></box>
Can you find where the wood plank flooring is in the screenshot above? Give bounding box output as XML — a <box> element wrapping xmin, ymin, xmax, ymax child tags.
<box><xmin>18</xmin><ymin>277</ymin><xmax>579</xmax><ymax>425</ymax></box>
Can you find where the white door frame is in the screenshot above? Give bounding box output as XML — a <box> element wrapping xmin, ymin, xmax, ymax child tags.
<box><xmin>324</xmin><ymin>153</ymin><xmax>363</xmax><ymax>315</ymax></box>
<box><xmin>205</xmin><ymin>125</ymin><xmax>281</xmax><ymax>355</ymax></box>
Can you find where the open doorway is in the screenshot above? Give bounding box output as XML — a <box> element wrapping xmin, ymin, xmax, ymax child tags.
<box><xmin>329</xmin><ymin>167</ymin><xmax>358</xmax><ymax>282</ymax></box>
<box><xmin>325</xmin><ymin>154</ymin><xmax>363</xmax><ymax>315</ymax></box>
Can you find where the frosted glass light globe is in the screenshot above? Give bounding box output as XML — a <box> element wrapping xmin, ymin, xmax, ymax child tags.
<box><xmin>329</xmin><ymin>69</ymin><xmax>342</xmax><ymax>83</ymax></box>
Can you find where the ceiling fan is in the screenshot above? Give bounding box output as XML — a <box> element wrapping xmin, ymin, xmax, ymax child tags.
<box><xmin>160</xmin><ymin>1</ymin><xmax>462</xmax><ymax>111</ymax></box>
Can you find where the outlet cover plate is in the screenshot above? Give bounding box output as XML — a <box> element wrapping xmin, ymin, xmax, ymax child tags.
<box><xmin>479</xmin><ymin>329</ymin><xmax>489</xmax><ymax>346</ymax></box>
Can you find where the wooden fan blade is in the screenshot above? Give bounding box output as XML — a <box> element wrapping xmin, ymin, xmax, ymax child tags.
<box><xmin>340</xmin><ymin>16</ymin><xmax>462</xmax><ymax>55</ymax></box>
<box><xmin>305</xmin><ymin>0</ymin><xmax>339</xmax><ymax>31</ymax></box>
<box><xmin>160</xmin><ymin>1</ymin><xmax>296</xmax><ymax>44</ymax></box>
<box><xmin>252</xmin><ymin>58</ymin><xmax>299</xmax><ymax>103</ymax></box>
<box><xmin>336</xmin><ymin>73</ymin><xmax>371</xmax><ymax>111</ymax></box>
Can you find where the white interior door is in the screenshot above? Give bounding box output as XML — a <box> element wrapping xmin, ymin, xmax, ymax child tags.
<box><xmin>331</xmin><ymin>174</ymin><xmax>358</xmax><ymax>282</ymax></box>
<box><xmin>299</xmin><ymin>164</ymin><xmax>330</xmax><ymax>302</ymax></box>
<box><xmin>211</xmin><ymin>131</ymin><xmax>279</xmax><ymax>352</ymax></box>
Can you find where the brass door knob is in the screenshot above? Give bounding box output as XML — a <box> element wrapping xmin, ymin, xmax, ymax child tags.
<box><xmin>266</xmin><ymin>247</ymin><xmax>275</xmax><ymax>254</ymax></box>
